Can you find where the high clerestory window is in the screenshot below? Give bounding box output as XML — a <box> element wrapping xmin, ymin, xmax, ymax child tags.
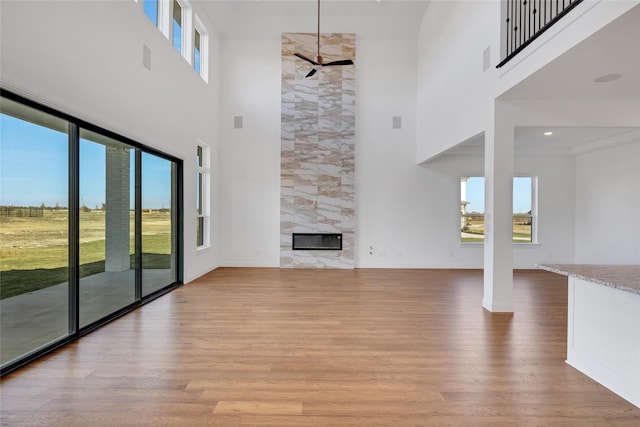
<box><xmin>143</xmin><ymin>0</ymin><xmax>158</xmax><ymax>26</ymax></box>
<box><xmin>193</xmin><ymin>14</ymin><xmax>208</xmax><ymax>82</ymax></box>
<box><xmin>172</xmin><ymin>0</ymin><xmax>184</xmax><ymax>54</ymax></box>
<box><xmin>460</xmin><ymin>176</ymin><xmax>537</xmax><ymax>243</ymax></box>
<box><xmin>194</xmin><ymin>27</ymin><xmax>201</xmax><ymax>74</ymax></box>
<box><xmin>138</xmin><ymin>0</ymin><xmax>207</xmax><ymax>81</ymax></box>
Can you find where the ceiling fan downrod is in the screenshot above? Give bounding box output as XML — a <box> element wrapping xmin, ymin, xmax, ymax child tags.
<box><xmin>293</xmin><ymin>0</ymin><xmax>354</xmax><ymax>78</ymax></box>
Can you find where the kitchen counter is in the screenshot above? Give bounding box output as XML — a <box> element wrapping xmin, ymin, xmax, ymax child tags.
<box><xmin>537</xmin><ymin>264</ymin><xmax>640</xmax><ymax>295</ymax></box>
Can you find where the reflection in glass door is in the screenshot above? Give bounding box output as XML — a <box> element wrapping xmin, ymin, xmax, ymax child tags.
<box><xmin>79</xmin><ymin>129</ymin><xmax>136</xmax><ymax>327</ymax></box>
<box><xmin>141</xmin><ymin>152</ymin><xmax>176</xmax><ymax>296</ymax></box>
<box><xmin>0</xmin><ymin>99</ymin><xmax>70</xmax><ymax>366</ymax></box>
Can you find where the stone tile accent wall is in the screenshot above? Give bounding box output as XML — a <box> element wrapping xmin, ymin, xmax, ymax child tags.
<box><xmin>280</xmin><ymin>33</ymin><xmax>356</xmax><ymax>268</ymax></box>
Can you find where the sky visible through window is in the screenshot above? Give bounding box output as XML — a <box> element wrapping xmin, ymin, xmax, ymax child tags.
<box><xmin>0</xmin><ymin>113</ymin><xmax>171</xmax><ymax>209</ymax></box>
<box><xmin>173</xmin><ymin>1</ymin><xmax>182</xmax><ymax>52</ymax></box>
<box><xmin>194</xmin><ymin>29</ymin><xmax>201</xmax><ymax>73</ymax></box>
<box><xmin>0</xmin><ymin>114</ymin><xmax>67</xmax><ymax>207</ymax></box>
<box><xmin>143</xmin><ymin>0</ymin><xmax>158</xmax><ymax>26</ymax></box>
<box><xmin>464</xmin><ymin>176</ymin><xmax>532</xmax><ymax>214</ymax></box>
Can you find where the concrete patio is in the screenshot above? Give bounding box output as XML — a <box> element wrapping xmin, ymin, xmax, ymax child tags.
<box><xmin>1</xmin><ymin>269</ymin><xmax>174</xmax><ymax>365</ymax></box>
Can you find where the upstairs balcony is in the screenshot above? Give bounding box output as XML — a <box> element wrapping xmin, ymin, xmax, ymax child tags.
<box><xmin>498</xmin><ymin>0</ymin><xmax>584</xmax><ymax>67</ymax></box>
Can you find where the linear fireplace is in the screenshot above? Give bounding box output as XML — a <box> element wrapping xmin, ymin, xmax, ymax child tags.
<box><xmin>292</xmin><ymin>233</ymin><xmax>342</xmax><ymax>250</ymax></box>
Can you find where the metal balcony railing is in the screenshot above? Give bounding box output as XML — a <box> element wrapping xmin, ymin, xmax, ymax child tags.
<box><xmin>497</xmin><ymin>0</ymin><xmax>584</xmax><ymax>68</ymax></box>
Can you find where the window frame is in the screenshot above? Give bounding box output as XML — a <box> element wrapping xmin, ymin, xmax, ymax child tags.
<box><xmin>196</xmin><ymin>144</ymin><xmax>210</xmax><ymax>249</ymax></box>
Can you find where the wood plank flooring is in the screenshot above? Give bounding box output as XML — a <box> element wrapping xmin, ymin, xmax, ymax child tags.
<box><xmin>1</xmin><ymin>268</ymin><xmax>639</xmax><ymax>426</ymax></box>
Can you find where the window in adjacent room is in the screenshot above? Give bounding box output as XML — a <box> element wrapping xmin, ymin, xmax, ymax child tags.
<box><xmin>196</xmin><ymin>144</ymin><xmax>209</xmax><ymax>248</ymax></box>
<box><xmin>460</xmin><ymin>176</ymin><xmax>537</xmax><ymax>243</ymax></box>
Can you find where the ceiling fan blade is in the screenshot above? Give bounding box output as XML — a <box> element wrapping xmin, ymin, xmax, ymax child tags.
<box><xmin>305</xmin><ymin>68</ymin><xmax>317</xmax><ymax>78</ymax></box>
<box><xmin>323</xmin><ymin>59</ymin><xmax>354</xmax><ymax>67</ymax></box>
<box><xmin>294</xmin><ymin>53</ymin><xmax>318</xmax><ymax>65</ymax></box>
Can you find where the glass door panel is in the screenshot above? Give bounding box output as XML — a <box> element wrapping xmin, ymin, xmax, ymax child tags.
<box><xmin>79</xmin><ymin>129</ymin><xmax>135</xmax><ymax>327</ymax></box>
<box><xmin>0</xmin><ymin>99</ymin><xmax>69</xmax><ymax>366</ymax></box>
<box><xmin>141</xmin><ymin>152</ymin><xmax>176</xmax><ymax>296</ymax></box>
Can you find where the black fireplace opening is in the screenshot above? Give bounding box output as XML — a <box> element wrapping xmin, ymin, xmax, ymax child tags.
<box><xmin>292</xmin><ymin>233</ymin><xmax>342</xmax><ymax>250</ymax></box>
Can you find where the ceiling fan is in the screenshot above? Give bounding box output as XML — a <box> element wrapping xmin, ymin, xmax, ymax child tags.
<box><xmin>293</xmin><ymin>0</ymin><xmax>354</xmax><ymax>78</ymax></box>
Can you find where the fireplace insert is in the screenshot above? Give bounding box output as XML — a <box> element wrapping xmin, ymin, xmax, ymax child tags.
<box><xmin>292</xmin><ymin>233</ymin><xmax>342</xmax><ymax>250</ymax></box>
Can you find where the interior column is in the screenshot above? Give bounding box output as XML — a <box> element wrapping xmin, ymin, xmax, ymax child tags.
<box><xmin>483</xmin><ymin>101</ymin><xmax>514</xmax><ymax>312</ymax></box>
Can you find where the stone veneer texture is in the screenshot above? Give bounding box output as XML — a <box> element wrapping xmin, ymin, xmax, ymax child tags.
<box><xmin>280</xmin><ymin>33</ymin><xmax>356</xmax><ymax>268</ymax></box>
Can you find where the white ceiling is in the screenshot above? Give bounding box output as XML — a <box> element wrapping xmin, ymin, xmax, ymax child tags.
<box><xmin>447</xmin><ymin>127</ymin><xmax>640</xmax><ymax>157</ymax></box>
<box><xmin>198</xmin><ymin>0</ymin><xmax>432</xmax><ymax>40</ymax></box>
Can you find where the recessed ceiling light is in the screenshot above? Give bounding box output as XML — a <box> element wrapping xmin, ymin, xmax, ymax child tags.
<box><xmin>593</xmin><ymin>73</ymin><xmax>622</xmax><ymax>83</ymax></box>
<box><xmin>543</xmin><ymin>131</ymin><xmax>553</xmax><ymax>136</ymax></box>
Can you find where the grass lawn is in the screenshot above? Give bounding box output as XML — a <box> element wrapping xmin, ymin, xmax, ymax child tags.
<box><xmin>1</xmin><ymin>209</ymin><xmax>172</xmax><ymax>299</ymax></box>
<box><xmin>461</xmin><ymin>219</ymin><xmax>532</xmax><ymax>243</ymax></box>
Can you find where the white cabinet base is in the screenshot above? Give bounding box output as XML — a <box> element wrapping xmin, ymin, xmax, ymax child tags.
<box><xmin>567</xmin><ymin>277</ymin><xmax>640</xmax><ymax>407</ymax></box>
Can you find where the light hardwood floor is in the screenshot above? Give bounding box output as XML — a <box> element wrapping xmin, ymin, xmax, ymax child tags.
<box><xmin>1</xmin><ymin>268</ymin><xmax>639</xmax><ymax>426</ymax></box>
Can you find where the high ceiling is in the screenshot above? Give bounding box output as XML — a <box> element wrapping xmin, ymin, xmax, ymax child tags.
<box><xmin>199</xmin><ymin>1</ymin><xmax>640</xmax><ymax>157</ymax></box>
<box><xmin>198</xmin><ymin>0</ymin><xmax>431</xmax><ymax>40</ymax></box>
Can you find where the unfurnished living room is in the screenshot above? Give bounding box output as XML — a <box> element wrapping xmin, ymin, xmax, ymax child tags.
<box><xmin>1</xmin><ymin>0</ymin><xmax>639</xmax><ymax>425</ymax></box>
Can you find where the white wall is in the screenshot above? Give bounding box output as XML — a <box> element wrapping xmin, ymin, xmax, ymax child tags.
<box><xmin>416</xmin><ymin>0</ymin><xmax>500</xmax><ymax>163</ymax></box>
<box><xmin>361</xmin><ymin>151</ymin><xmax>577</xmax><ymax>269</ymax></box>
<box><xmin>218</xmin><ymin>39</ymin><xmax>282</xmax><ymax>267</ymax></box>
<box><xmin>355</xmin><ymin>36</ymin><xmax>577</xmax><ymax>269</ymax></box>
<box><xmin>355</xmin><ymin>39</ymin><xmax>428</xmax><ymax>267</ymax></box>
<box><xmin>0</xmin><ymin>0</ymin><xmax>221</xmax><ymax>282</ymax></box>
<box><xmin>216</xmin><ymin>36</ymin><xmax>579</xmax><ymax>269</ymax></box>
<box><xmin>575</xmin><ymin>141</ymin><xmax>640</xmax><ymax>263</ymax></box>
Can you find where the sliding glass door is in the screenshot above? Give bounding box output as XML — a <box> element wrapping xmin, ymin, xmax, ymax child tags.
<box><xmin>0</xmin><ymin>90</ymin><xmax>182</xmax><ymax>375</ymax></box>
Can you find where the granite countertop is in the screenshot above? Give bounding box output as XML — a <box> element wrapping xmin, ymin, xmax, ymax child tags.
<box><xmin>537</xmin><ymin>264</ymin><xmax>640</xmax><ymax>296</ymax></box>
